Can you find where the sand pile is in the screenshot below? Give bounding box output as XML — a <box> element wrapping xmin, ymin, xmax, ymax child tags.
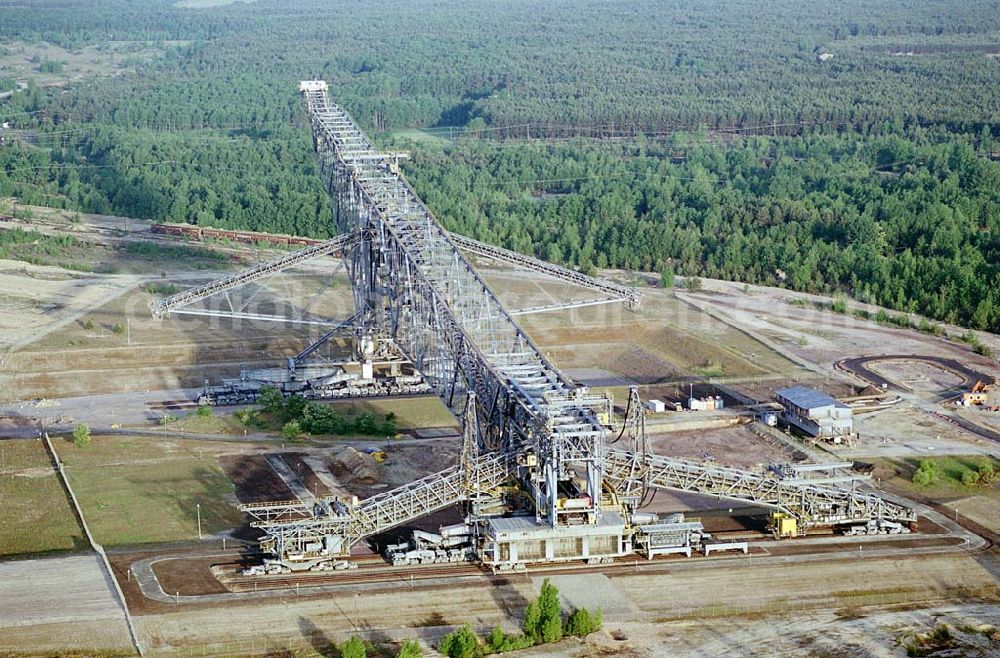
<box><xmin>330</xmin><ymin>446</ymin><xmax>380</xmax><ymax>484</ymax></box>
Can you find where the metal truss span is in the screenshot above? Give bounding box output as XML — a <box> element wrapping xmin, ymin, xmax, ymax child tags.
<box><xmin>302</xmin><ymin>82</ymin><xmax>607</xmax><ymax>524</ymax></box>
<box><xmin>604</xmin><ymin>449</ymin><xmax>917</xmax><ymax>528</ymax></box>
<box><xmin>447</xmin><ymin>232</ymin><xmax>641</xmax><ymax>310</ymax></box>
<box><xmin>150</xmin><ymin>230</ymin><xmax>363</xmax><ymax>319</ymax></box>
<box><xmin>243</xmin><ymin>452</ymin><xmax>513</xmax><ymax>552</ymax></box>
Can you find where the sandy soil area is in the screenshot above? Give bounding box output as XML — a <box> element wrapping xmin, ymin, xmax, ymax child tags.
<box><xmin>848</xmin><ymin>403</ymin><xmax>996</xmax><ymax>458</ymax></box>
<box><xmin>0</xmin><ymin>554</ymin><xmax>133</xmax><ymax>654</ymax></box>
<box><xmin>119</xmin><ymin>553</ymin><xmax>998</xmax><ymax>656</ymax></box>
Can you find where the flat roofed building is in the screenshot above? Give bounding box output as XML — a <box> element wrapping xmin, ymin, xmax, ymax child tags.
<box><xmin>775</xmin><ymin>385</ymin><xmax>853</xmax><ymax>439</ymax></box>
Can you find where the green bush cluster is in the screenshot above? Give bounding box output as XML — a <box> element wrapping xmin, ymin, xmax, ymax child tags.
<box><xmin>144</xmin><ymin>282</ymin><xmax>179</xmax><ymax>296</ymax></box>
<box><xmin>438</xmin><ymin>578</ymin><xmax>602</xmax><ymax>657</ymax></box>
<box><xmin>257</xmin><ymin>386</ymin><xmax>397</xmax><ymax>437</ymax></box>
<box><xmin>911</xmin><ymin>459</ymin><xmax>939</xmax><ymax>486</ymax></box>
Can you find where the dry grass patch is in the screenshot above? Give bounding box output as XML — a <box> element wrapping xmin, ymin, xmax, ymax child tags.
<box><xmin>0</xmin><ymin>440</ymin><xmax>82</xmax><ymax>555</ymax></box>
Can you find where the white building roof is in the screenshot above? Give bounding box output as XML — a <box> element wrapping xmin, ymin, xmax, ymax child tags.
<box><xmin>775</xmin><ymin>385</ymin><xmax>848</xmax><ymax>411</ymax></box>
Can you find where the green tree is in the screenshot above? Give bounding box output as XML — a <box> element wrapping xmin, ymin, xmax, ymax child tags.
<box><xmin>564</xmin><ymin>607</ymin><xmax>602</xmax><ymax>637</ymax></box>
<box><xmin>282</xmin><ymin>420</ymin><xmax>302</xmax><ymax>440</ymax></box>
<box><xmin>258</xmin><ymin>386</ymin><xmax>284</xmax><ymax>414</ymax></box>
<box><xmin>961</xmin><ymin>470</ymin><xmax>979</xmax><ymax>487</ymax></box>
<box><xmin>341</xmin><ymin>636</ymin><xmax>367</xmax><ymax>658</ymax></box>
<box><xmin>523</xmin><ymin>578</ymin><xmax>563</xmax><ymax>644</ymax></box>
<box><xmin>438</xmin><ymin>624</ymin><xmax>481</xmax><ymax>658</ymax></box>
<box><xmin>912</xmin><ymin>459</ymin><xmax>938</xmax><ymax>486</ymax></box>
<box><xmin>522</xmin><ymin>599</ymin><xmax>541</xmax><ymax>642</ymax></box>
<box><xmin>659</xmin><ymin>265</ymin><xmax>675</xmax><ymax>288</ymax></box>
<box><xmin>541</xmin><ymin>614</ymin><xmax>563</xmax><ymax>644</ymax></box>
<box><xmin>396</xmin><ymin>639</ymin><xmax>423</xmax><ymax>658</ymax></box>
<box><xmin>72</xmin><ymin>422</ymin><xmax>91</xmax><ymax>448</ymax></box>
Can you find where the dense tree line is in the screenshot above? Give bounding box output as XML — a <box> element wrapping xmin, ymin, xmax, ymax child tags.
<box><xmin>402</xmin><ymin>132</ymin><xmax>1000</xmax><ymax>332</ymax></box>
<box><xmin>0</xmin><ymin>0</ymin><xmax>998</xmax><ymax>333</ymax></box>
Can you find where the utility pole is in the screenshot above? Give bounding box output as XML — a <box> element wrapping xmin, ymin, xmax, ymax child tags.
<box><xmin>197</xmin><ymin>503</ymin><xmax>202</xmax><ymax>539</ymax></box>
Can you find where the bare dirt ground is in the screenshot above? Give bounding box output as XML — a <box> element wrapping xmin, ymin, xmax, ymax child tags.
<box><xmin>846</xmin><ymin>403</ymin><xmax>997</xmax><ymax>458</ymax></box>
<box><xmin>677</xmin><ymin>278</ymin><xmax>998</xmax><ymax>376</ymax></box>
<box><xmin>944</xmin><ymin>496</ymin><xmax>1000</xmax><ymax>534</ymax></box>
<box><xmin>574</xmin><ymin>602</ymin><xmax>1000</xmax><ymax>658</ymax></box>
<box><xmin>649</xmin><ymin>424</ymin><xmax>792</xmax><ymax>470</ymax></box>
<box><xmin>113</xmin><ymin>553</ymin><xmax>999</xmax><ymax>656</ymax></box>
<box><xmin>0</xmin><ymin>258</ymin><xmax>142</xmax><ymax>353</ymax></box>
<box><xmin>869</xmin><ymin>359</ymin><xmax>966</xmax><ymax>396</ymax></box>
<box><xmin>1</xmin><ymin>211</ymin><xmax>999</xmax><ymax>656</ymax></box>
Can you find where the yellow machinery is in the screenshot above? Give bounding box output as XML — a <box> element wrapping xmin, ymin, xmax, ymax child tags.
<box><xmin>770</xmin><ymin>512</ymin><xmax>798</xmax><ymax>538</ymax></box>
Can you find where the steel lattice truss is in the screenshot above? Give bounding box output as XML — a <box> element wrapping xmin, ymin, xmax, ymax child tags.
<box><xmin>149</xmin><ymin>82</ymin><xmax>915</xmax><ymax>558</ymax></box>
<box><xmin>245</xmin><ymin>452</ymin><xmax>513</xmax><ymax>554</ymax></box>
<box><xmin>302</xmin><ymin>84</ymin><xmax>607</xmax><ymax>525</ymax></box>
<box><xmin>604</xmin><ymin>449</ymin><xmax>916</xmax><ymax>525</ymax></box>
<box><xmin>149</xmin><ymin>231</ymin><xmax>363</xmax><ymax>323</ymax></box>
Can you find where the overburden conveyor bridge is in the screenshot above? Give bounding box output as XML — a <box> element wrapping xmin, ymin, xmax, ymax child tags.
<box><xmin>153</xmin><ymin>81</ymin><xmax>916</xmax><ymax>570</ymax></box>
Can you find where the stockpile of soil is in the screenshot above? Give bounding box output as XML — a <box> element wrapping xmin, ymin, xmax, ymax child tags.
<box><xmin>219</xmin><ymin>454</ymin><xmax>294</xmax><ymax>503</ymax></box>
<box><xmin>328</xmin><ymin>447</ymin><xmax>381</xmax><ymax>485</ymax></box>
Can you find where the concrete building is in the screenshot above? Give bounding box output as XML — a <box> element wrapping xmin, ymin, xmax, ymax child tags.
<box><xmin>775</xmin><ymin>386</ymin><xmax>853</xmax><ymax>440</ymax></box>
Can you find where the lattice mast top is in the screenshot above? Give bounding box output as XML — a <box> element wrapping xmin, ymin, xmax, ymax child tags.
<box><xmin>300</xmin><ymin>82</ymin><xmax>607</xmax><ymax>526</ymax></box>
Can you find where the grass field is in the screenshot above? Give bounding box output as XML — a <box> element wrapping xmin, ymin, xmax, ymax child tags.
<box><xmin>170</xmin><ymin>412</ymin><xmax>249</xmax><ymax>436</ymax></box>
<box><xmin>59</xmin><ymin>435</ymin><xmax>244</xmax><ymax>546</ymax></box>
<box><xmin>0</xmin><ymin>440</ymin><xmax>83</xmax><ymax>556</ymax></box>
<box><xmin>321</xmin><ymin>396</ymin><xmax>457</xmax><ymax>430</ymax></box>
<box><xmin>0</xmin><ymin>439</ymin><xmax>53</xmax><ymax>471</ymax></box>
<box><xmin>879</xmin><ymin>455</ymin><xmax>1000</xmax><ymax>500</ymax></box>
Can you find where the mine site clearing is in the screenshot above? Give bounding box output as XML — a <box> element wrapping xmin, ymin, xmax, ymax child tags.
<box><xmin>0</xmin><ymin>88</ymin><xmax>998</xmax><ymax>657</ymax></box>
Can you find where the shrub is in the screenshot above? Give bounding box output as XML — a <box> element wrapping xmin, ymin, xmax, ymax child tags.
<box><xmin>564</xmin><ymin>607</ymin><xmax>603</xmax><ymax>637</ymax></box>
<box><xmin>234</xmin><ymin>407</ymin><xmax>259</xmax><ymax>427</ymax></box>
<box><xmin>911</xmin><ymin>459</ymin><xmax>938</xmax><ymax>486</ymax></box>
<box><xmin>396</xmin><ymin>639</ymin><xmax>423</xmax><ymax>658</ymax></box>
<box><xmin>977</xmin><ymin>460</ymin><xmax>995</xmax><ymax>484</ymax></box>
<box><xmin>341</xmin><ymin>636</ymin><xmax>367</xmax><ymax>658</ymax></box>
<box><xmin>111</xmin><ymin>322</ymin><xmax>125</xmax><ymax>335</ymax></box>
<box><xmin>195</xmin><ymin>404</ymin><xmax>213</xmax><ymax>418</ymax></box>
<box><xmin>439</xmin><ymin>624</ymin><xmax>481</xmax><ymax>658</ymax></box>
<box><xmin>282</xmin><ymin>420</ymin><xmax>302</xmax><ymax>440</ymax></box>
<box><xmin>484</xmin><ymin>626</ymin><xmax>533</xmax><ymax>653</ymax></box>
<box><xmin>524</xmin><ymin>578</ymin><xmax>562</xmax><ymax>643</ymax></box>
<box><xmin>72</xmin><ymin>423</ymin><xmax>91</xmax><ymax>448</ymax></box>
<box><xmin>145</xmin><ymin>282</ymin><xmax>179</xmax><ymax>296</ymax></box>
<box><xmin>961</xmin><ymin>470</ymin><xmax>979</xmax><ymax>487</ymax></box>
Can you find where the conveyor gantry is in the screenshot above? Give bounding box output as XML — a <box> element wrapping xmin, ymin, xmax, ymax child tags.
<box><xmin>604</xmin><ymin>449</ymin><xmax>917</xmax><ymax>529</ymax></box>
